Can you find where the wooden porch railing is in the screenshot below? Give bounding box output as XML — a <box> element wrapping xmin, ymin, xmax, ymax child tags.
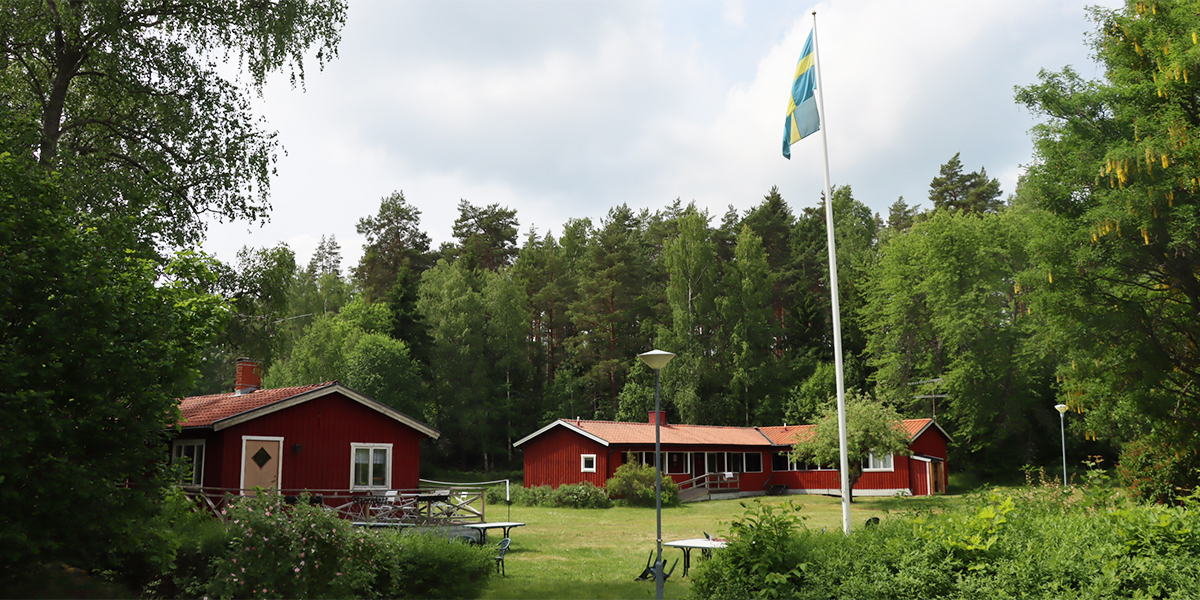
<box><xmin>182</xmin><ymin>486</ymin><xmax>487</xmax><ymax>526</ymax></box>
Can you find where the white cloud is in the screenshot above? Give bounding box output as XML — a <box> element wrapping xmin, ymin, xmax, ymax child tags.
<box><xmin>202</xmin><ymin>0</ymin><xmax>1120</xmax><ymax>269</ymax></box>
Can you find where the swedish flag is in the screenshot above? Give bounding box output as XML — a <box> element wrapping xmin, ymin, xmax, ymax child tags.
<box><xmin>782</xmin><ymin>30</ymin><xmax>819</xmax><ymax>159</ymax></box>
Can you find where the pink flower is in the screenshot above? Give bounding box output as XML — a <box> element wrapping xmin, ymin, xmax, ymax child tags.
<box><xmin>294</xmin><ymin>567</ymin><xmax>300</xmax><ymax>572</ymax></box>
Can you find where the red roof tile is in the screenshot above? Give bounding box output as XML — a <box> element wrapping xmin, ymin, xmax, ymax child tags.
<box><xmin>552</xmin><ymin>419</ymin><xmax>774</xmax><ymax>446</ymax></box>
<box><xmin>178</xmin><ymin>382</ymin><xmax>334</xmax><ymax>428</ymax></box>
<box><xmin>757</xmin><ymin>424</ymin><xmax>817</xmax><ymax>445</ymax></box>
<box><xmin>758</xmin><ymin>418</ymin><xmax>937</xmax><ymax>446</ymax></box>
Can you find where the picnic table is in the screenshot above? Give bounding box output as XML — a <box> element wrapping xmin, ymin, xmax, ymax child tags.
<box><xmin>662</xmin><ymin>538</ymin><xmax>727</xmax><ymax>577</ymax></box>
<box><xmin>463</xmin><ymin>521</ymin><xmax>526</xmax><ymax>544</ymax></box>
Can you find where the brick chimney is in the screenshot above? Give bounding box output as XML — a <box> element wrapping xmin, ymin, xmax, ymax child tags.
<box><xmin>648</xmin><ymin>411</ymin><xmax>667</xmax><ymax>426</ymax></box>
<box><xmin>235</xmin><ymin>358</ymin><xmax>261</xmax><ymax>395</ymax></box>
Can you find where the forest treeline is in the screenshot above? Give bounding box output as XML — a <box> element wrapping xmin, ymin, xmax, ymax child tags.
<box><xmin>195</xmin><ymin>151</ymin><xmax>1068</xmax><ymax>477</ymax></box>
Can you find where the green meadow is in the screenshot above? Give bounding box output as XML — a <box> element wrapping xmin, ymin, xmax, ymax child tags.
<box><xmin>480</xmin><ymin>493</ymin><xmax>945</xmax><ymax>600</ymax></box>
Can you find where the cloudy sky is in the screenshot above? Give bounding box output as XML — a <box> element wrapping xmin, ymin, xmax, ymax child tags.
<box><xmin>201</xmin><ymin>0</ymin><xmax>1119</xmax><ymax>270</ymax></box>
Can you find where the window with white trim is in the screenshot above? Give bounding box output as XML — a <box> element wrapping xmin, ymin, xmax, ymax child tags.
<box><xmin>772</xmin><ymin>452</ymin><xmax>796</xmax><ymax>472</ymax></box>
<box><xmin>864</xmin><ymin>451</ymin><xmax>894</xmax><ymax>472</ymax></box>
<box><xmin>581</xmin><ymin>454</ymin><xmax>597</xmax><ymax>473</ymax></box>
<box><xmin>351</xmin><ymin>443</ymin><xmax>392</xmax><ymax>489</ymax></box>
<box><xmin>666</xmin><ymin>452</ymin><xmax>689</xmax><ymax>474</ymax></box>
<box><xmin>743</xmin><ymin>452</ymin><xmax>763</xmax><ymax>473</ymax></box>
<box><xmin>173</xmin><ymin>439</ymin><xmax>205</xmax><ymax>487</ymax></box>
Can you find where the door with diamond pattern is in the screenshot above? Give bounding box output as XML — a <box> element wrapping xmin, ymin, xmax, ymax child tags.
<box><xmin>242</xmin><ymin>437</ymin><xmax>282</xmax><ymax>495</ymax></box>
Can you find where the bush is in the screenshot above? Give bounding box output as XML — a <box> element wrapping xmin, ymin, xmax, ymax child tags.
<box><xmin>605</xmin><ymin>460</ymin><xmax>680</xmax><ymax>507</ymax></box>
<box><xmin>203</xmin><ymin>492</ymin><xmax>494</xmax><ymax>599</ymax></box>
<box><xmin>502</xmin><ymin>483</ymin><xmax>612</xmax><ymax>509</ymax></box>
<box><xmin>358</xmin><ymin>530</ymin><xmax>493</xmax><ymax>599</ymax></box>
<box><xmin>550</xmin><ymin>482</ymin><xmax>612</xmax><ymax>509</ymax></box>
<box><xmin>207</xmin><ymin>493</ymin><xmax>358</xmax><ymax>599</ymax></box>
<box><xmin>689</xmin><ymin>479</ymin><xmax>1200</xmax><ymax>600</ymax></box>
<box><xmin>1117</xmin><ymin>435</ymin><xmax>1200</xmax><ymax>504</ymax></box>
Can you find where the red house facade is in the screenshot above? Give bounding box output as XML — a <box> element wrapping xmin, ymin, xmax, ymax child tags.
<box><xmin>514</xmin><ymin>412</ymin><xmax>950</xmax><ymax>498</ymax></box>
<box><xmin>171</xmin><ymin>363</ymin><xmax>439</xmax><ymax>496</ymax></box>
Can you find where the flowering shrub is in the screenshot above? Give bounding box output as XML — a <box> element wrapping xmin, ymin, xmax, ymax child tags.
<box><xmin>207</xmin><ymin>493</ymin><xmax>359</xmax><ymax>599</ymax></box>
<box><xmin>202</xmin><ymin>492</ymin><xmax>494</xmax><ymax>599</ymax></box>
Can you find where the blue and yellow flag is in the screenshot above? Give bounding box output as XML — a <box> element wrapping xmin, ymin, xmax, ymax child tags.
<box><xmin>782</xmin><ymin>30</ymin><xmax>819</xmax><ymax>159</ymax></box>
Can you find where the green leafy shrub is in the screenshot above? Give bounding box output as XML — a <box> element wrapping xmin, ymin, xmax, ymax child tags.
<box><xmin>605</xmin><ymin>460</ymin><xmax>680</xmax><ymax>507</ymax></box>
<box><xmin>503</xmin><ymin>483</ymin><xmax>612</xmax><ymax>509</ymax></box>
<box><xmin>508</xmin><ymin>484</ymin><xmax>554</xmax><ymax>507</ymax></box>
<box><xmin>550</xmin><ymin>482</ymin><xmax>612</xmax><ymax>509</ymax></box>
<box><xmin>689</xmin><ymin>478</ymin><xmax>1200</xmax><ymax>600</ymax></box>
<box><xmin>689</xmin><ymin>500</ymin><xmax>807</xmax><ymax>599</ymax></box>
<box><xmin>202</xmin><ymin>493</ymin><xmax>495</xmax><ymax>599</ymax></box>
<box><xmin>357</xmin><ymin>530</ymin><xmax>493</xmax><ymax>599</ymax></box>
<box><xmin>1117</xmin><ymin>435</ymin><xmax>1200</xmax><ymax>504</ymax></box>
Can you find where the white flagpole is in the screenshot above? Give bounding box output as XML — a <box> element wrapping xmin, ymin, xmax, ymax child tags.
<box><xmin>811</xmin><ymin>11</ymin><xmax>851</xmax><ymax>535</ymax></box>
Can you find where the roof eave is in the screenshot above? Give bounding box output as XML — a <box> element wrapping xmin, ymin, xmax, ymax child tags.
<box><xmin>211</xmin><ymin>383</ymin><xmax>441</xmax><ymax>439</ymax></box>
<box><xmin>513</xmin><ymin>420</ymin><xmax>610</xmax><ymax>448</ymax></box>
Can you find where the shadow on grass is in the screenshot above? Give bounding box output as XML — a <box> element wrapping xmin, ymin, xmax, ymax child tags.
<box><xmin>853</xmin><ymin>494</ymin><xmax>955</xmax><ymax>513</ymax></box>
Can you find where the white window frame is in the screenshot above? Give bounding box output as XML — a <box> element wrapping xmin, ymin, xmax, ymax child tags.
<box><xmin>666</xmin><ymin>452</ymin><xmax>689</xmax><ymax>475</ymax></box>
<box><xmin>864</xmin><ymin>451</ymin><xmax>895</xmax><ymax>472</ymax></box>
<box><xmin>172</xmin><ymin>439</ymin><xmax>206</xmax><ymax>487</ymax></box>
<box><xmin>743</xmin><ymin>452</ymin><xmax>764</xmax><ymax>473</ymax></box>
<box><xmin>350</xmin><ymin>443</ymin><xmax>393</xmax><ymax>490</ymax></box>
<box><xmin>581</xmin><ymin>453</ymin><xmax>597</xmax><ymax>473</ymax></box>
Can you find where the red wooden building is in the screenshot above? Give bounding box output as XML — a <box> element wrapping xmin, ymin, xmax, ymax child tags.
<box><xmin>171</xmin><ymin>361</ymin><xmax>439</xmax><ymax>496</ymax></box>
<box><xmin>513</xmin><ymin>411</ymin><xmax>949</xmax><ymax>498</ymax></box>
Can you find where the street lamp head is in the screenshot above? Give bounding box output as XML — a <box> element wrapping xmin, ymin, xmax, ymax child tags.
<box><xmin>638</xmin><ymin>349</ymin><xmax>676</xmax><ymax>370</ymax></box>
<box><xmin>1054</xmin><ymin>404</ymin><xmax>1069</xmax><ymax>414</ymax></box>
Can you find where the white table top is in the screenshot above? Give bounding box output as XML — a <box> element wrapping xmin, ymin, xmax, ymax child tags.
<box><xmin>663</xmin><ymin>538</ymin><xmax>728</xmax><ymax>549</ymax></box>
<box><xmin>463</xmin><ymin>521</ymin><xmax>526</xmax><ymax>529</ymax></box>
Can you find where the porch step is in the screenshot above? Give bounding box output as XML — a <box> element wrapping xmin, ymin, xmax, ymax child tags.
<box><xmin>679</xmin><ymin>487</ymin><xmax>710</xmax><ymax>503</ymax></box>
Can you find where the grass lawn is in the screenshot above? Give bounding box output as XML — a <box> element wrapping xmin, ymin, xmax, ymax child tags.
<box><xmin>480</xmin><ymin>493</ymin><xmax>955</xmax><ymax>599</ymax></box>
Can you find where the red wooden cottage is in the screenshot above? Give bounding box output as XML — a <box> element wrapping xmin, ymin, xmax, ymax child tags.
<box><xmin>759</xmin><ymin>418</ymin><xmax>950</xmax><ymax>496</ymax></box>
<box><xmin>171</xmin><ymin>361</ymin><xmax>439</xmax><ymax>496</ymax></box>
<box><xmin>513</xmin><ymin>411</ymin><xmax>949</xmax><ymax>498</ymax></box>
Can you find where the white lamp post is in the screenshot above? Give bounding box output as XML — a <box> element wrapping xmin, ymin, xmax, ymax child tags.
<box><xmin>1054</xmin><ymin>404</ymin><xmax>1069</xmax><ymax>486</ymax></box>
<box><xmin>639</xmin><ymin>349</ymin><xmax>674</xmax><ymax>600</ymax></box>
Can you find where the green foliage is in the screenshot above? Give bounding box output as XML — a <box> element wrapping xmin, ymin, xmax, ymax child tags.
<box><xmin>204</xmin><ymin>493</ymin><xmax>493</xmax><ymax>599</ymax></box>
<box><xmin>604</xmin><ymin>460</ymin><xmax>680</xmax><ymax>507</ymax></box>
<box><xmin>268</xmin><ymin>298</ymin><xmax>426</xmax><ymax>417</ymax></box>
<box><xmin>0</xmin><ymin>150</ymin><xmax>228</xmax><ymax>582</ymax></box>
<box><xmin>357</xmin><ymin>530</ymin><xmax>494</xmax><ymax>600</ymax></box>
<box><xmin>0</xmin><ymin>0</ymin><xmax>346</xmax><ymax>248</ymax></box>
<box><xmin>552</xmin><ymin>483</ymin><xmax>614</xmax><ymax>509</ymax></box>
<box><xmin>791</xmin><ymin>391</ymin><xmax>911</xmax><ymax>500</ymax></box>
<box><xmin>208</xmin><ymin>493</ymin><xmax>359</xmax><ymax>598</ymax></box>
<box><xmin>355</xmin><ymin>191</ymin><xmax>433</xmax><ymax>303</ymax></box>
<box><xmin>689</xmin><ymin>500</ymin><xmax>807</xmax><ymax>600</ymax></box>
<box><xmin>1015</xmin><ymin>0</ymin><xmax>1200</xmax><ymax>489</ymax></box>
<box><xmin>863</xmin><ymin>207</ymin><xmax>1054</xmax><ymax>470</ymax></box>
<box><xmin>928</xmin><ymin>152</ymin><xmax>1005</xmax><ymax>214</ymax></box>
<box><xmin>1117</xmin><ymin>434</ymin><xmax>1200</xmax><ymax>504</ymax></box>
<box><xmin>505</xmin><ymin>483</ymin><xmax>613</xmax><ymax>509</ymax></box>
<box><xmin>690</xmin><ymin>481</ymin><xmax>1200</xmax><ymax>600</ymax></box>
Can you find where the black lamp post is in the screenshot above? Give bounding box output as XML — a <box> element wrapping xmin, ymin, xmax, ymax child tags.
<box><xmin>638</xmin><ymin>349</ymin><xmax>674</xmax><ymax>600</ymax></box>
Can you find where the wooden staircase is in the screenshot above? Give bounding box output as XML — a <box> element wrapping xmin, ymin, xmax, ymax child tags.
<box><xmin>677</xmin><ymin>472</ymin><xmax>740</xmax><ymax>503</ymax></box>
